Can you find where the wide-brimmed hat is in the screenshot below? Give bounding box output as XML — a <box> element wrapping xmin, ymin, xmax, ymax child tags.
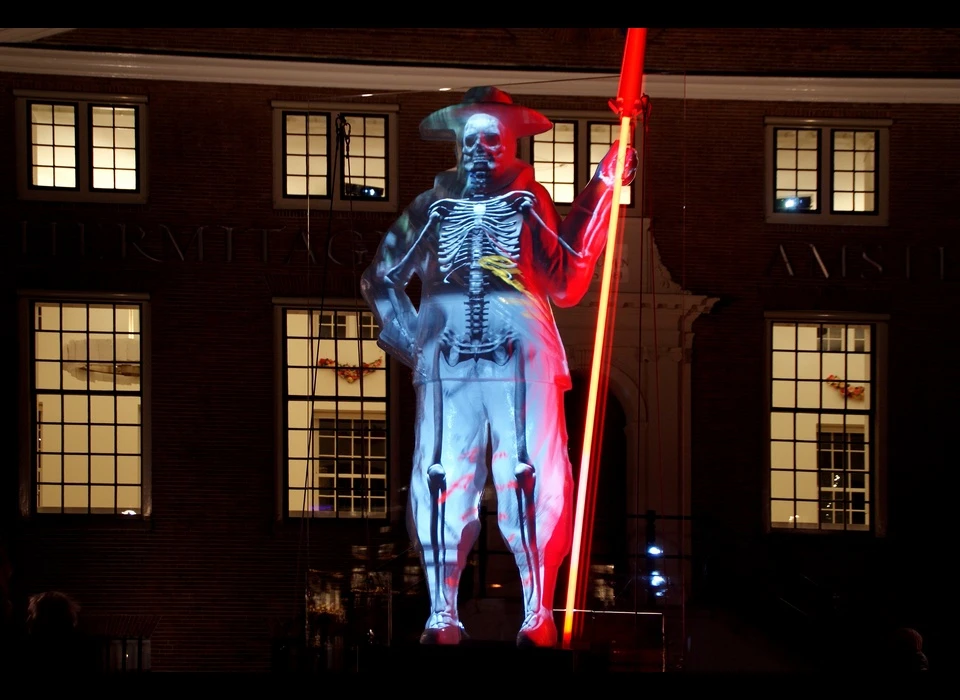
<box><xmin>419</xmin><ymin>86</ymin><xmax>553</xmax><ymax>142</ymax></box>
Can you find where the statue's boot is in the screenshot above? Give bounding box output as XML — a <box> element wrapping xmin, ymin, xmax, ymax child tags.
<box><xmin>512</xmin><ymin>462</ymin><xmax>559</xmax><ymax>648</ymax></box>
<box><xmin>420</xmin><ymin>463</ymin><xmax>467</xmax><ymax>645</ymax></box>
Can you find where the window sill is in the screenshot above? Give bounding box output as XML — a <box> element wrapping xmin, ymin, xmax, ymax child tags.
<box><xmin>17</xmin><ymin>189</ymin><xmax>148</xmax><ymax>205</ymax></box>
<box><xmin>273</xmin><ymin>198</ymin><xmax>397</xmax><ymax>214</ymax></box>
<box><xmin>19</xmin><ymin>513</ymin><xmax>154</xmax><ymax>532</ymax></box>
<box><xmin>765</xmin><ymin>212</ymin><xmax>888</xmax><ymax>227</ymax></box>
<box><xmin>767</xmin><ymin>526</ymin><xmax>875</xmax><ymax>537</ymax></box>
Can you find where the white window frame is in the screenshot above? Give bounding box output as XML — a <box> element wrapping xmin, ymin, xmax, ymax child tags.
<box><xmin>310</xmin><ymin>411</ymin><xmax>388</xmax><ymax>518</ymax></box>
<box><xmin>764</xmin><ymin>117</ymin><xmax>890</xmax><ymax>226</ymax></box>
<box><xmin>271</xmin><ymin>101</ymin><xmax>399</xmax><ymax>213</ymax></box>
<box><xmin>518</xmin><ymin>110</ymin><xmax>643</xmax><ymax>217</ymax></box>
<box><xmin>764</xmin><ymin>311</ymin><xmax>888</xmax><ymax>535</ymax></box>
<box><xmin>18</xmin><ymin>291</ymin><xmax>152</xmax><ymax>520</ymax></box>
<box><xmin>816</xmin><ymin>424</ymin><xmax>869</xmax><ymax>530</ymax></box>
<box><xmin>14</xmin><ymin>90</ymin><xmax>149</xmax><ymax>204</ymax></box>
<box><xmin>275</xmin><ymin>298</ymin><xmax>391</xmax><ymax>520</ymax></box>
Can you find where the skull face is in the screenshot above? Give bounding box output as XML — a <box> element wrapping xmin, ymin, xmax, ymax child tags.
<box><xmin>461</xmin><ymin>113</ymin><xmax>514</xmax><ymax>180</ymax></box>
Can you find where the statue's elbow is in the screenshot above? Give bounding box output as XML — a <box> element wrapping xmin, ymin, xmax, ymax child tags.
<box><xmin>361</xmin><ymin>267</ymin><xmax>390</xmax><ymax>295</ymax></box>
<box><xmin>359</xmin><ymin>272</ymin><xmax>375</xmax><ymax>300</ymax></box>
<box><xmin>551</xmin><ymin>279</ymin><xmax>591</xmax><ymax>309</ymax></box>
<box><xmin>551</xmin><ymin>291</ymin><xmax>579</xmax><ymax>309</ymax></box>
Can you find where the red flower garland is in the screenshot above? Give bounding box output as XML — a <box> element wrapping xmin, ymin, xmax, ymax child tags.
<box><xmin>317</xmin><ymin>355</ymin><xmax>383</xmax><ymax>383</ymax></box>
<box><xmin>826</xmin><ymin>374</ymin><xmax>865</xmax><ymax>400</ymax></box>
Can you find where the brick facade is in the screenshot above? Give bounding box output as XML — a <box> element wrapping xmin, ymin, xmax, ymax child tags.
<box><xmin>2</xmin><ymin>28</ymin><xmax>954</xmax><ymax>672</ymax></box>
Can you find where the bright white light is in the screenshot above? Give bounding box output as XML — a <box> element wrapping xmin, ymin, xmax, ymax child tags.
<box><xmin>647</xmin><ymin>545</ymin><xmax>663</xmax><ymax>556</ymax></box>
<box><xmin>655</xmin><ymin>590</ymin><xmax>666</xmax><ymax>597</ymax></box>
<box><xmin>438</xmin><ymin>87</ymin><xmax>452</xmax><ymax>92</ymax></box>
<box><xmin>650</xmin><ymin>574</ymin><xmax>666</xmax><ymax>587</ymax></box>
<box><xmin>361</xmin><ymin>93</ymin><xmax>374</xmax><ymax>98</ymax></box>
<box><xmin>121</xmin><ymin>509</ymin><xmax>138</xmax><ymax>516</ymax></box>
<box><xmin>784</xmin><ymin>198</ymin><xmax>798</xmax><ymax>209</ymax></box>
<box><xmin>127</xmin><ymin>309</ymin><xmax>137</xmax><ymax>339</ymax></box>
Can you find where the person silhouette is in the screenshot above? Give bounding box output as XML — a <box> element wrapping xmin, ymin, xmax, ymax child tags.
<box><xmin>889</xmin><ymin>627</ymin><xmax>929</xmax><ymax>671</ymax></box>
<box><xmin>23</xmin><ymin>590</ymin><xmax>85</xmax><ymax>672</ymax></box>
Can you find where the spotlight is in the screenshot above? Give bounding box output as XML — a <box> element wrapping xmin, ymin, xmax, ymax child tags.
<box><xmin>647</xmin><ymin>544</ymin><xmax>663</xmax><ymax>557</ymax></box>
<box><xmin>775</xmin><ymin>196</ymin><xmax>812</xmax><ymax>212</ymax></box>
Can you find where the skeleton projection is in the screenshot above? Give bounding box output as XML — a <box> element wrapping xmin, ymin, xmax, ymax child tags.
<box><xmin>361</xmin><ymin>86</ymin><xmax>637</xmax><ymax>647</ymax></box>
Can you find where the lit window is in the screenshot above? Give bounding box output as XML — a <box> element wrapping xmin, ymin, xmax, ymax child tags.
<box><xmin>29</xmin><ymin>102</ymin><xmax>77</xmax><ymax>188</ymax></box>
<box><xmin>532</xmin><ymin>120</ymin><xmax>577</xmax><ymax>204</ymax></box>
<box><xmin>765</xmin><ymin>118</ymin><xmax>889</xmax><ymax>225</ymax></box>
<box><xmin>23</xmin><ymin>295</ymin><xmax>150</xmax><ymax>517</ymax></box>
<box><xmin>272</xmin><ymin>102</ymin><xmax>398</xmax><ymax>212</ymax></box>
<box><xmin>817</xmin><ymin>427</ymin><xmax>869</xmax><ymax>529</ymax></box>
<box><xmin>588</xmin><ymin>121</ymin><xmax>633</xmax><ymax>207</ymax></box>
<box><xmin>766</xmin><ymin>313</ymin><xmax>887</xmax><ymax>533</ymax></box>
<box><xmin>283</xmin><ymin>112</ymin><xmax>329</xmax><ymax>197</ymax></box>
<box><xmin>280</xmin><ymin>303</ymin><xmax>389</xmax><ymax>518</ymax></box>
<box><xmin>16</xmin><ymin>91</ymin><xmax>147</xmax><ymax>203</ymax></box>
<box><xmin>521</xmin><ymin>112</ymin><xmax>640</xmax><ymax>213</ymax></box>
<box><xmin>342</xmin><ymin>113</ymin><xmax>387</xmax><ymax>201</ymax></box>
<box><xmin>91</xmin><ymin>105</ymin><xmax>140</xmax><ymax>191</ymax></box>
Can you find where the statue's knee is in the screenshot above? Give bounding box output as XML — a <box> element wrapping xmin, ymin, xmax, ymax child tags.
<box><xmin>515</xmin><ymin>462</ymin><xmax>535</xmax><ymax>493</ymax></box>
<box><xmin>427</xmin><ymin>463</ymin><xmax>446</xmax><ymax>492</ymax></box>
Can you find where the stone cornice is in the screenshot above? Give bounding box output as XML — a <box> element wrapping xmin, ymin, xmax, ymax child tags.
<box><xmin>0</xmin><ymin>28</ymin><xmax>74</xmax><ymax>43</ymax></box>
<box><xmin>1</xmin><ymin>46</ymin><xmax>959</xmax><ymax>104</ymax></box>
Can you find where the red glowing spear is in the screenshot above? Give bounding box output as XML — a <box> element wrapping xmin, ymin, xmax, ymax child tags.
<box><xmin>562</xmin><ymin>27</ymin><xmax>647</xmax><ymax>649</ymax></box>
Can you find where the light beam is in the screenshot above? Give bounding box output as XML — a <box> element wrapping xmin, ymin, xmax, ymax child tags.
<box><xmin>562</xmin><ymin>27</ymin><xmax>647</xmax><ymax>649</ymax></box>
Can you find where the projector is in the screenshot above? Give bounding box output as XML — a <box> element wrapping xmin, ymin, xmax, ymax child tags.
<box><xmin>344</xmin><ymin>183</ymin><xmax>384</xmax><ymax>199</ymax></box>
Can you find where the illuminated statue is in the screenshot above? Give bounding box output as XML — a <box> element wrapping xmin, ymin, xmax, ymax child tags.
<box><xmin>361</xmin><ymin>86</ymin><xmax>637</xmax><ymax>647</ymax></box>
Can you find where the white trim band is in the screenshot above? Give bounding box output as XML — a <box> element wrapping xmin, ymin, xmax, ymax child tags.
<box><xmin>2</xmin><ymin>47</ymin><xmax>959</xmax><ymax>104</ymax></box>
